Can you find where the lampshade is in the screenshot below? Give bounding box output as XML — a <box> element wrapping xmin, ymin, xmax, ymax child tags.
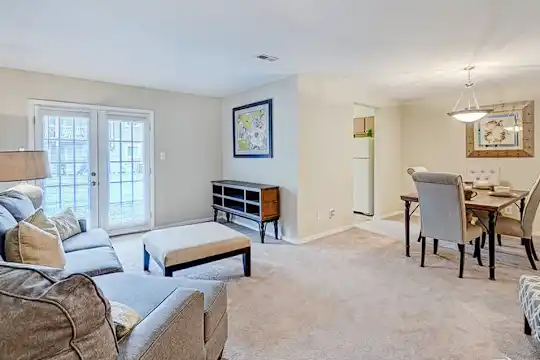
<box><xmin>0</xmin><ymin>150</ymin><xmax>51</xmax><ymax>182</ymax></box>
<box><xmin>447</xmin><ymin>109</ymin><xmax>492</xmax><ymax>123</ymax></box>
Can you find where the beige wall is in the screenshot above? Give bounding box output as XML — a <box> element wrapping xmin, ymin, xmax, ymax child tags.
<box><xmin>0</xmin><ymin>67</ymin><xmax>222</xmax><ymax>227</ymax></box>
<box><xmin>221</xmin><ymin>77</ymin><xmax>300</xmax><ymax>240</ymax></box>
<box><xmin>297</xmin><ymin>75</ymin><xmax>354</xmax><ymax>240</ymax></box>
<box><xmin>374</xmin><ymin>106</ymin><xmax>402</xmax><ymax>217</ymax></box>
<box><xmin>401</xmin><ymin>80</ymin><xmax>540</xmax><ymax>231</ymax></box>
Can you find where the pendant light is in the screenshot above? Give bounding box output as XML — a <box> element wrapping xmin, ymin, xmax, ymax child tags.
<box><xmin>447</xmin><ymin>65</ymin><xmax>493</xmax><ymax>122</ymax></box>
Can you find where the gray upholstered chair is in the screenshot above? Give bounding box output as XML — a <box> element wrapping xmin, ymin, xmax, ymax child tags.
<box><xmin>407</xmin><ymin>167</ymin><xmax>436</xmax><ymax>249</ymax></box>
<box><xmin>480</xmin><ymin>175</ymin><xmax>540</xmax><ymax>270</ymax></box>
<box><xmin>412</xmin><ymin>172</ymin><xmax>484</xmax><ymax>278</ymax></box>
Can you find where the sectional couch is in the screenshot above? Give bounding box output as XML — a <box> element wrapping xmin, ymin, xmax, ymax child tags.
<box><xmin>0</xmin><ymin>186</ymin><xmax>227</xmax><ymax>360</ymax></box>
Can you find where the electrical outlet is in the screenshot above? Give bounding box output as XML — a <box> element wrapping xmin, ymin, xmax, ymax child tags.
<box><xmin>317</xmin><ymin>211</ymin><xmax>321</xmax><ymax>220</ymax></box>
<box><xmin>504</xmin><ymin>206</ymin><xmax>512</xmax><ymax>215</ymax></box>
<box><xmin>329</xmin><ymin>208</ymin><xmax>336</xmax><ymax>219</ymax></box>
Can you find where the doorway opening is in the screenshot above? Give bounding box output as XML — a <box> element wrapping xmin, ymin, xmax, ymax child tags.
<box><xmin>352</xmin><ymin>103</ymin><xmax>376</xmax><ymax>217</ymax></box>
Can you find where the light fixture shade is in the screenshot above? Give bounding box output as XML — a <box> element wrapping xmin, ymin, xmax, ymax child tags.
<box><xmin>0</xmin><ymin>150</ymin><xmax>51</xmax><ymax>182</ymax></box>
<box><xmin>447</xmin><ymin>109</ymin><xmax>492</xmax><ymax>123</ymax></box>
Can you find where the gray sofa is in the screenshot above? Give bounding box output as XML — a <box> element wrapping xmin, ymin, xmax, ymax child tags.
<box><xmin>0</xmin><ymin>187</ymin><xmax>227</xmax><ymax>360</ymax></box>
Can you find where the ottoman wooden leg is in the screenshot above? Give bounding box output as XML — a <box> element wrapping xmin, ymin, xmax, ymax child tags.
<box><xmin>243</xmin><ymin>248</ymin><xmax>251</xmax><ymax>277</ymax></box>
<box><xmin>164</xmin><ymin>267</ymin><xmax>174</xmax><ymax>277</ymax></box>
<box><xmin>143</xmin><ymin>245</ymin><xmax>150</xmax><ymax>272</ymax></box>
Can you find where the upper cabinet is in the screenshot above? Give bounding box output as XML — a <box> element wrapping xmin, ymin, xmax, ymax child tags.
<box><xmin>353</xmin><ymin>116</ymin><xmax>375</xmax><ymax>137</ymax></box>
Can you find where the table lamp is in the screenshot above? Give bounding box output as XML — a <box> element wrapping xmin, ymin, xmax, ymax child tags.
<box><xmin>0</xmin><ymin>150</ymin><xmax>51</xmax><ymax>207</ymax></box>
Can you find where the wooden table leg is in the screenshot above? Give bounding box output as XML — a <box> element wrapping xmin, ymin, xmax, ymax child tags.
<box><xmin>273</xmin><ymin>220</ymin><xmax>279</xmax><ymax>239</ymax></box>
<box><xmin>405</xmin><ymin>200</ymin><xmax>411</xmax><ymax>257</ymax></box>
<box><xmin>489</xmin><ymin>211</ymin><xmax>496</xmax><ymax>280</ymax></box>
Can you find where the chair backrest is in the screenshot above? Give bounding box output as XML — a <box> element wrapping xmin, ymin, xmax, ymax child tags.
<box><xmin>522</xmin><ymin>173</ymin><xmax>540</xmax><ymax>238</ymax></box>
<box><xmin>407</xmin><ymin>166</ymin><xmax>429</xmax><ymax>176</ymax></box>
<box><xmin>412</xmin><ymin>172</ymin><xmax>467</xmax><ymax>244</ymax></box>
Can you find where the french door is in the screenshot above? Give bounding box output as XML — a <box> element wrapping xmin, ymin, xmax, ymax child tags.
<box><xmin>31</xmin><ymin>102</ymin><xmax>154</xmax><ymax>235</ymax></box>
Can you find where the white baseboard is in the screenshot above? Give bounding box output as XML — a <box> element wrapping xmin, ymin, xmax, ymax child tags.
<box><xmin>154</xmin><ymin>217</ymin><xmax>214</xmax><ymax>230</ymax></box>
<box><xmin>375</xmin><ymin>211</ymin><xmax>402</xmax><ymax>220</ymax></box>
<box><xmin>297</xmin><ymin>225</ymin><xmax>355</xmax><ymax>244</ymax></box>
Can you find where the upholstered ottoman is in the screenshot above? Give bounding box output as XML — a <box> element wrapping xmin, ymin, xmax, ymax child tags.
<box><xmin>143</xmin><ymin>222</ymin><xmax>251</xmax><ymax>277</ymax></box>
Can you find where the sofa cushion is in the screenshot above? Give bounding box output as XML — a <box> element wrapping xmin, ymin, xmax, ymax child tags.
<box><xmin>93</xmin><ymin>273</ymin><xmax>227</xmax><ymax>342</ymax></box>
<box><xmin>0</xmin><ymin>262</ymin><xmax>118</xmax><ymax>359</ymax></box>
<box><xmin>0</xmin><ymin>204</ymin><xmax>17</xmax><ymax>260</ymax></box>
<box><xmin>0</xmin><ymin>191</ymin><xmax>35</xmax><ymax>222</ymax></box>
<box><xmin>64</xmin><ymin>246</ymin><xmax>123</xmax><ymax>277</ymax></box>
<box><xmin>62</xmin><ymin>228</ymin><xmax>112</xmax><ymax>253</ymax></box>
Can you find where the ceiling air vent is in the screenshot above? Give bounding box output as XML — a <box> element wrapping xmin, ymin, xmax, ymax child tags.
<box><xmin>256</xmin><ymin>54</ymin><xmax>279</xmax><ymax>62</ymax></box>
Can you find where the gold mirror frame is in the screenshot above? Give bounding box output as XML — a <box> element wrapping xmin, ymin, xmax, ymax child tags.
<box><xmin>466</xmin><ymin>100</ymin><xmax>534</xmax><ymax>158</ymax></box>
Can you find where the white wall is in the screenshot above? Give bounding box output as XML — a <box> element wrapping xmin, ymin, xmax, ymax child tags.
<box><xmin>401</xmin><ymin>79</ymin><xmax>540</xmax><ymax>231</ymax></box>
<box><xmin>297</xmin><ymin>75</ymin><xmax>355</xmax><ymax>240</ymax></box>
<box><xmin>354</xmin><ymin>104</ymin><xmax>376</xmax><ymax>118</ymax></box>
<box><xmin>374</xmin><ymin>106</ymin><xmax>402</xmax><ymax>218</ymax></box>
<box><xmin>0</xmin><ymin>67</ymin><xmax>222</xmax><ymax>227</ymax></box>
<box><xmin>221</xmin><ymin>77</ymin><xmax>300</xmax><ymax>240</ymax></box>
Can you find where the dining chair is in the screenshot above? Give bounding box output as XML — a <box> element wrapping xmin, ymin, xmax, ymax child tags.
<box><xmin>407</xmin><ymin>167</ymin><xmax>438</xmax><ymax>251</ymax></box>
<box><xmin>412</xmin><ymin>172</ymin><xmax>484</xmax><ymax>278</ymax></box>
<box><xmin>479</xmin><ymin>174</ymin><xmax>540</xmax><ymax>270</ymax></box>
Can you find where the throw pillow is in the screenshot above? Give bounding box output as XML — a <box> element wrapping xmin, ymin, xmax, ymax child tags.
<box><xmin>5</xmin><ymin>208</ymin><xmax>60</xmax><ymax>241</ymax></box>
<box><xmin>50</xmin><ymin>208</ymin><xmax>82</xmax><ymax>241</ymax></box>
<box><xmin>5</xmin><ymin>221</ymin><xmax>66</xmax><ymax>268</ymax></box>
<box><xmin>0</xmin><ymin>262</ymin><xmax>118</xmax><ymax>359</ymax></box>
<box><xmin>110</xmin><ymin>301</ymin><xmax>142</xmax><ymax>340</ymax></box>
<box><xmin>0</xmin><ymin>190</ymin><xmax>35</xmax><ymax>221</ymax></box>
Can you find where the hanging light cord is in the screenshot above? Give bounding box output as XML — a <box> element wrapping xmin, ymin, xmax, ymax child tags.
<box><xmin>451</xmin><ymin>67</ymin><xmax>481</xmax><ymax>111</ymax></box>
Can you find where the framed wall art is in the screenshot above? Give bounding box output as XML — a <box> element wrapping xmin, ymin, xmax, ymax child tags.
<box><xmin>466</xmin><ymin>100</ymin><xmax>534</xmax><ymax>158</ymax></box>
<box><xmin>233</xmin><ymin>99</ymin><xmax>273</xmax><ymax>158</ymax></box>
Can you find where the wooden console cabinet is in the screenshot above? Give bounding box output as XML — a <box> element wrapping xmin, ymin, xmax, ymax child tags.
<box><xmin>211</xmin><ymin>180</ymin><xmax>280</xmax><ymax>243</ymax></box>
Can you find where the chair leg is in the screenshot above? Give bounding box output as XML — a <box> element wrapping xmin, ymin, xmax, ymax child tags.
<box><xmin>433</xmin><ymin>238</ymin><xmax>439</xmax><ymax>255</ymax></box>
<box><xmin>474</xmin><ymin>237</ymin><xmax>483</xmax><ymax>266</ymax></box>
<box><xmin>532</xmin><ymin>239</ymin><xmax>539</xmax><ymax>261</ymax></box>
<box><xmin>481</xmin><ymin>232</ymin><xmax>486</xmax><ymax>248</ymax></box>
<box><xmin>417</xmin><ymin>232</ymin><xmax>422</xmax><ymax>242</ymax></box>
<box><xmin>458</xmin><ymin>244</ymin><xmax>465</xmax><ymax>278</ymax></box>
<box><xmin>497</xmin><ymin>234</ymin><xmax>502</xmax><ymax>246</ymax></box>
<box><xmin>525</xmin><ymin>314</ymin><xmax>532</xmax><ymax>335</ymax></box>
<box><xmin>420</xmin><ymin>236</ymin><xmax>426</xmax><ymax>267</ymax></box>
<box><xmin>523</xmin><ymin>238</ymin><xmax>538</xmax><ymax>270</ymax></box>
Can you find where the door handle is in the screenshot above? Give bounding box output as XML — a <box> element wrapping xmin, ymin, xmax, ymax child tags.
<box><xmin>91</xmin><ymin>181</ymin><xmax>97</xmax><ymax>186</ymax></box>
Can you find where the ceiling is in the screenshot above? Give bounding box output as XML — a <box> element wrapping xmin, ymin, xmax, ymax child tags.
<box><xmin>1</xmin><ymin>0</ymin><xmax>540</xmax><ymax>101</ymax></box>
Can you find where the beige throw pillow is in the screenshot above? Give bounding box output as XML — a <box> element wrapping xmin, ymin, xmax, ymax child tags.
<box><xmin>110</xmin><ymin>301</ymin><xmax>142</xmax><ymax>340</ymax></box>
<box><xmin>6</xmin><ymin>221</ymin><xmax>66</xmax><ymax>268</ymax></box>
<box><xmin>50</xmin><ymin>208</ymin><xmax>82</xmax><ymax>241</ymax></box>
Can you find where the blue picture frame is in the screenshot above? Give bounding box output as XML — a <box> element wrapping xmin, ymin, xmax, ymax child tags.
<box><xmin>232</xmin><ymin>99</ymin><xmax>273</xmax><ymax>158</ymax></box>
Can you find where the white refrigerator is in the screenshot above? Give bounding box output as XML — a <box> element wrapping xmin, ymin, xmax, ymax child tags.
<box><xmin>353</xmin><ymin>138</ymin><xmax>374</xmax><ymax>216</ymax></box>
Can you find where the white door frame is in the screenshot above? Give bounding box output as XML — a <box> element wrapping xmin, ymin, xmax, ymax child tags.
<box><xmin>27</xmin><ymin>99</ymin><xmax>156</xmax><ymax>234</ymax></box>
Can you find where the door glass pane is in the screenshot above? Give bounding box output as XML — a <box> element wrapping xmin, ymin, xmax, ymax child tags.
<box><xmin>41</xmin><ymin>113</ymin><xmax>91</xmax><ymax>221</ymax></box>
<box><xmin>107</xmin><ymin>118</ymin><xmax>147</xmax><ymax>229</ymax></box>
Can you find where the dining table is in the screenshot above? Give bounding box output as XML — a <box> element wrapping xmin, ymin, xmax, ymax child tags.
<box><xmin>400</xmin><ymin>189</ymin><xmax>529</xmax><ymax>280</ymax></box>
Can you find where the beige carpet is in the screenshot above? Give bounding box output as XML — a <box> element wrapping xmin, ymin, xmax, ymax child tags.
<box><xmin>113</xmin><ymin>226</ymin><xmax>540</xmax><ymax>360</ymax></box>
